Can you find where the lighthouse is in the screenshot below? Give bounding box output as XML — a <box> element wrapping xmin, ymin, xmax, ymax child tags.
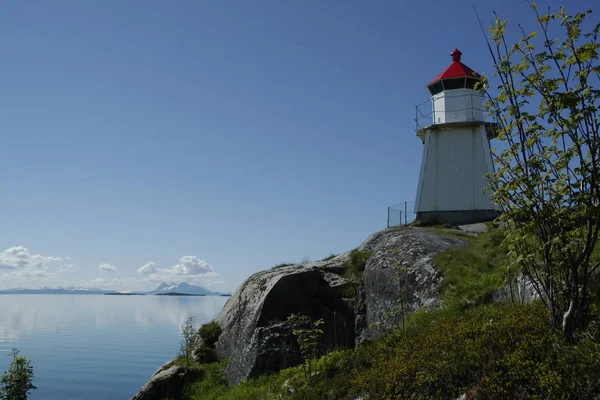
<box><xmin>414</xmin><ymin>49</ymin><xmax>499</xmax><ymax>225</ymax></box>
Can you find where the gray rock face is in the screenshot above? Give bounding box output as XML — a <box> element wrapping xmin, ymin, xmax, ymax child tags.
<box><xmin>131</xmin><ymin>360</ymin><xmax>202</xmax><ymax>400</ymax></box>
<box><xmin>357</xmin><ymin>228</ymin><xmax>467</xmax><ymax>343</ymax></box>
<box><xmin>211</xmin><ymin>227</ymin><xmax>468</xmax><ymax>385</ymax></box>
<box><xmin>213</xmin><ymin>258</ymin><xmax>355</xmax><ymax>385</ymax></box>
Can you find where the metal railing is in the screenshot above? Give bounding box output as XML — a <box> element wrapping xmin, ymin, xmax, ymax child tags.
<box><xmin>387</xmin><ymin>201</ymin><xmax>416</xmax><ymax>227</ymax></box>
<box><xmin>415</xmin><ymin>93</ymin><xmax>487</xmax><ymax>132</ymax></box>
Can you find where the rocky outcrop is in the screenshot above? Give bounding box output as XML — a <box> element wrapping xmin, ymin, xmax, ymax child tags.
<box><xmin>211</xmin><ymin>257</ymin><xmax>355</xmax><ymax>385</ymax></box>
<box><xmin>357</xmin><ymin>228</ymin><xmax>467</xmax><ymax>343</ymax></box>
<box><xmin>210</xmin><ymin>227</ymin><xmax>468</xmax><ymax>385</ymax></box>
<box><xmin>131</xmin><ymin>360</ymin><xmax>202</xmax><ymax>400</ymax></box>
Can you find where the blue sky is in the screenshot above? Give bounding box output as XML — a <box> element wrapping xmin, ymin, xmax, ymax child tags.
<box><xmin>0</xmin><ymin>0</ymin><xmax>595</xmax><ymax>292</ymax></box>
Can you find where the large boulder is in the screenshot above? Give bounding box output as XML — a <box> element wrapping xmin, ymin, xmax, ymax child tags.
<box><xmin>212</xmin><ymin>258</ymin><xmax>355</xmax><ymax>385</ymax></box>
<box><xmin>210</xmin><ymin>227</ymin><xmax>468</xmax><ymax>385</ymax></box>
<box><xmin>357</xmin><ymin>228</ymin><xmax>467</xmax><ymax>343</ymax></box>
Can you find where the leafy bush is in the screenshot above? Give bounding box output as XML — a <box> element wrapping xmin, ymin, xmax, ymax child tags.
<box><xmin>194</xmin><ymin>321</ymin><xmax>223</xmax><ymax>365</ymax></box>
<box><xmin>0</xmin><ymin>349</ymin><xmax>36</xmax><ymax>400</ymax></box>
<box><xmin>198</xmin><ymin>321</ymin><xmax>222</xmax><ymax>348</ymax></box>
<box><xmin>195</xmin><ymin>347</ymin><xmax>219</xmax><ymax>365</ymax></box>
<box><xmin>354</xmin><ymin>302</ymin><xmax>600</xmax><ymax>399</ymax></box>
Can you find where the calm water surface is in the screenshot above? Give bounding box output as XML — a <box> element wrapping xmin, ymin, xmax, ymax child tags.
<box><xmin>0</xmin><ymin>294</ymin><xmax>229</xmax><ymax>400</ymax></box>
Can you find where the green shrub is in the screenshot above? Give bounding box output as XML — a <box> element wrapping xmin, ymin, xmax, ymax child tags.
<box><xmin>354</xmin><ymin>302</ymin><xmax>600</xmax><ymax>399</ymax></box>
<box><xmin>195</xmin><ymin>347</ymin><xmax>219</xmax><ymax>365</ymax></box>
<box><xmin>345</xmin><ymin>249</ymin><xmax>371</xmax><ymax>278</ymax></box>
<box><xmin>198</xmin><ymin>321</ymin><xmax>222</xmax><ymax>348</ymax></box>
<box><xmin>0</xmin><ymin>349</ymin><xmax>36</xmax><ymax>400</ymax></box>
<box><xmin>194</xmin><ymin>321</ymin><xmax>223</xmax><ymax>366</ymax></box>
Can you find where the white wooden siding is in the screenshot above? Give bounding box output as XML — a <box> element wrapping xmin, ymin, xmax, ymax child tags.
<box><xmin>415</xmin><ymin>123</ymin><xmax>496</xmax><ymax>212</ymax></box>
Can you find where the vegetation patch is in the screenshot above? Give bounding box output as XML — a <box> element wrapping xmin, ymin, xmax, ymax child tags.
<box><xmin>180</xmin><ymin>302</ymin><xmax>600</xmax><ymax>400</ymax></box>
<box><xmin>271</xmin><ymin>263</ymin><xmax>294</xmax><ymax>270</ymax></box>
<box><xmin>354</xmin><ymin>302</ymin><xmax>600</xmax><ymax>399</ymax></box>
<box><xmin>342</xmin><ymin>248</ymin><xmax>372</xmax><ymax>298</ymax></box>
<box><xmin>432</xmin><ymin>224</ymin><xmax>511</xmax><ymax>308</ymax></box>
<box><xmin>194</xmin><ymin>321</ymin><xmax>223</xmax><ymax>365</ymax></box>
<box><xmin>320</xmin><ymin>253</ymin><xmax>337</xmax><ymax>261</ymax></box>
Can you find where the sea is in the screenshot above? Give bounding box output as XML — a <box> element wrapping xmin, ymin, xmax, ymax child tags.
<box><xmin>0</xmin><ymin>294</ymin><xmax>229</xmax><ymax>400</ymax></box>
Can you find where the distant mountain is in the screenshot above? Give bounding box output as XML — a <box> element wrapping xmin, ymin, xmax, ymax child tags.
<box><xmin>144</xmin><ymin>282</ymin><xmax>221</xmax><ymax>296</ymax></box>
<box><xmin>0</xmin><ymin>286</ymin><xmax>115</xmax><ymax>295</ymax></box>
<box><xmin>0</xmin><ymin>282</ymin><xmax>229</xmax><ymax>296</ymax></box>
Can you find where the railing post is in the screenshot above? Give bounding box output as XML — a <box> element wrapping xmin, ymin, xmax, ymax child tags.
<box><xmin>415</xmin><ymin>105</ymin><xmax>418</xmax><ymax>131</ymax></box>
<box><xmin>404</xmin><ymin>202</ymin><xmax>408</xmax><ymax>225</ymax></box>
<box><xmin>387</xmin><ymin>207</ymin><xmax>390</xmax><ymax>228</ymax></box>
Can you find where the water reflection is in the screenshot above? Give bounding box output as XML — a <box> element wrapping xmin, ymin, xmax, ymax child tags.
<box><xmin>0</xmin><ymin>295</ymin><xmax>228</xmax><ymax>341</ymax></box>
<box><xmin>0</xmin><ymin>294</ymin><xmax>229</xmax><ymax>400</ymax></box>
<box><xmin>134</xmin><ymin>296</ymin><xmax>226</xmax><ymax>329</ymax></box>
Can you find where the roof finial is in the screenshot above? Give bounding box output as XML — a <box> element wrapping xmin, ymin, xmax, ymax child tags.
<box><xmin>451</xmin><ymin>48</ymin><xmax>462</xmax><ymax>62</ymax></box>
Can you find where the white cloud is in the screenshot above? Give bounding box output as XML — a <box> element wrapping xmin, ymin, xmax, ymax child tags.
<box><xmin>85</xmin><ymin>276</ymin><xmax>138</xmax><ymax>290</ymax></box>
<box><xmin>99</xmin><ymin>263</ymin><xmax>116</xmax><ymax>272</ymax></box>
<box><xmin>137</xmin><ymin>256</ymin><xmax>223</xmax><ymax>287</ymax></box>
<box><xmin>0</xmin><ymin>246</ymin><xmax>63</xmax><ymax>271</ymax></box>
<box><xmin>0</xmin><ymin>246</ymin><xmax>66</xmax><ymax>289</ymax></box>
<box><xmin>0</xmin><ymin>245</ymin><xmax>225</xmax><ymax>292</ymax></box>
<box><xmin>137</xmin><ymin>262</ymin><xmax>158</xmax><ymax>275</ymax></box>
<box><xmin>171</xmin><ymin>256</ymin><xmax>213</xmax><ymax>275</ymax></box>
<box><xmin>58</xmin><ymin>264</ymin><xmax>75</xmax><ymax>273</ymax></box>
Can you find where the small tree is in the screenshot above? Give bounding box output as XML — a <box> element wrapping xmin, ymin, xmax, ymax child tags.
<box><xmin>482</xmin><ymin>4</ymin><xmax>600</xmax><ymax>339</ymax></box>
<box><xmin>178</xmin><ymin>317</ymin><xmax>197</xmax><ymax>369</ymax></box>
<box><xmin>0</xmin><ymin>348</ymin><xmax>36</xmax><ymax>400</ymax></box>
<box><xmin>283</xmin><ymin>314</ymin><xmax>324</xmax><ymax>382</ymax></box>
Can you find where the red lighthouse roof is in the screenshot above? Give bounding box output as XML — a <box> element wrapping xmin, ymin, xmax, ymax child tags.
<box><xmin>427</xmin><ymin>49</ymin><xmax>482</xmax><ymax>95</ymax></box>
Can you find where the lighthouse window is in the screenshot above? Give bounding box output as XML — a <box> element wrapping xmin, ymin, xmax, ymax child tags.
<box><xmin>465</xmin><ymin>77</ymin><xmax>479</xmax><ymax>90</ymax></box>
<box><xmin>427</xmin><ymin>81</ymin><xmax>444</xmax><ymax>96</ymax></box>
<box><xmin>442</xmin><ymin>78</ymin><xmax>466</xmax><ymax>91</ymax></box>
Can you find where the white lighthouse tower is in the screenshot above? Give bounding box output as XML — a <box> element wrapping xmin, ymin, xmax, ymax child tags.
<box><xmin>414</xmin><ymin>49</ymin><xmax>499</xmax><ymax>225</ymax></box>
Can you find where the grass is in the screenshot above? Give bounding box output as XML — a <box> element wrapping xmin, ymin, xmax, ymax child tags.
<box><xmin>431</xmin><ymin>223</ymin><xmax>510</xmax><ymax>307</ymax></box>
<box><xmin>320</xmin><ymin>253</ymin><xmax>337</xmax><ymax>261</ymax></box>
<box><xmin>182</xmin><ymin>303</ymin><xmax>600</xmax><ymax>399</ymax></box>
<box><xmin>271</xmin><ymin>263</ymin><xmax>294</xmax><ymax>270</ymax></box>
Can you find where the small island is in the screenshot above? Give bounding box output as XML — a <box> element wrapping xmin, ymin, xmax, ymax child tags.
<box><xmin>104</xmin><ymin>293</ymin><xmax>145</xmax><ymax>296</ymax></box>
<box><xmin>156</xmin><ymin>292</ymin><xmax>206</xmax><ymax>296</ymax></box>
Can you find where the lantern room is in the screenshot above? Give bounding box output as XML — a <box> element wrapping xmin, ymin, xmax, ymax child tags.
<box><xmin>426</xmin><ymin>49</ymin><xmax>484</xmax><ymax>124</ymax></box>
